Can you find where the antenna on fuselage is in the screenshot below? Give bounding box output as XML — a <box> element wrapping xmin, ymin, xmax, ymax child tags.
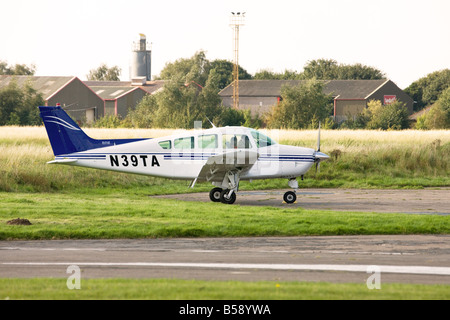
<box><xmin>317</xmin><ymin>121</ymin><xmax>321</xmax><ymax>152</ymax></box>
<box><xmin>206</xmin><ymin>116</ymin><xmax>217</xmax><ymax>129</ymax></box>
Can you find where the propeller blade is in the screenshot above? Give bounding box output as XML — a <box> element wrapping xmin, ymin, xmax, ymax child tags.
<box><xmin>317</xmin><ymin>121</ymin><xmax>321</xmax><ymax>152</ymax></box>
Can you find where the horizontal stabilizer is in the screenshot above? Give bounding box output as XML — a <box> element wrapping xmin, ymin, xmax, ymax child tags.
<box><xmin>47</xmin><ymin>159</ymin><xmax>78</xmax><ymax>164</ymax></box>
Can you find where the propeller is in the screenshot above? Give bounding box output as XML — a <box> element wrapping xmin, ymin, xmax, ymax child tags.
<box><xmin>314</xmin><ymin>121</ymin><xmax>329</xmax><ymax>175</ymax></box>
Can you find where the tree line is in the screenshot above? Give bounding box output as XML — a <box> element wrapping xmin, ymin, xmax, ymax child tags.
<box><xmin>0</xmin><ymin>56</ymin><xmax>448</xmax><ymax>129</ymax></box>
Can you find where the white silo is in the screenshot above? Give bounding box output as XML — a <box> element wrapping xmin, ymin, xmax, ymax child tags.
<box><xmin>130</xmin><ymin>34</ymin><xmax>151</xmax><ymax>82</ymax></box>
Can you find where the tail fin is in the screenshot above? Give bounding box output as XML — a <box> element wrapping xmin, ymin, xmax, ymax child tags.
<box><xmin>39</xmin><ymin>106</ymin><xmax>146</xmax><ymax>156</ymax></box>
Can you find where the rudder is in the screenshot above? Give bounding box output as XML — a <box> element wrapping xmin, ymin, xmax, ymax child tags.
<box><xmin>39</xmin><ymin>106</ymin><xmax>94</xmax><ymax>156</ymax></box>
<box><xmin>39</xmin><ymin>106</ymin><xmax>147</xmax><ymax>156</ymax></box>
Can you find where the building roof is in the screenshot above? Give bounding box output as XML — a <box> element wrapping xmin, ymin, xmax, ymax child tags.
<box><xmin>409</xmin><ymin>105</ymin><xmax>433</xmax><ymax>120</ymax></box>
<box><xmin>325</xmin><ymin>79</ymin><xmax>388</xmax><ymax>99</ymax></box>
<box><xmin>0</xmin><ymin>75</ymin><xmax>76</xmax><ymax>100</ymax></box>
<box><xmin>84</xmin><ymin>80</ymin><xmax>164</xmax><ymax>95</ymax></box>
<box><xmin>90</xmin><ymin>86</ymin><xmax>145</xmax><ymax>100</ymax></box>
<box><xmin>218</xmin><ymin>79</ymin><xmax>389</xmax><ymax>100</ymax></box>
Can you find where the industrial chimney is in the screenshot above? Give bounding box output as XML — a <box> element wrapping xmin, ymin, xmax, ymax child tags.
<box><xmin>130</xmin><ymin>34</ymin><xmax>151</xmax><ymax>84</ymax></box>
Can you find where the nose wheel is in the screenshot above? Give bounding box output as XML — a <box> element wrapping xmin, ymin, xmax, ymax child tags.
<box><xmin>283</xmin><ymin>191</ymin><xmax>297</xmax><ymax>204</ymax></box>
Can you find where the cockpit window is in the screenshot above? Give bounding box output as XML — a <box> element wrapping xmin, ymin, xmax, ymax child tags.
<box><xmin>250</xmin><ymin>130</ymin><xmax>276</xmax><ymax>148</ymax></box>
<box><xmin>223</xmin><ymin>134</ymin><xmax>252</xmax><ymax>149</ymax></box>
<box><xmin>158</xmin><ymin>140</ymin><xmax>171</xmax><ymax>149</ymax></box>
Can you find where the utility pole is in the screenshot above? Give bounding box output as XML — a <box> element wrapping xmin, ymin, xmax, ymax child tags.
<box><xmin>230</xmin><ymin>12</ymin><xmax>245</xmax><ymax>110</ymax></box>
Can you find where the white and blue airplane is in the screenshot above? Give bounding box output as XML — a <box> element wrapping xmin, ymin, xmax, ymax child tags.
<box><xmin>39</xmin><ymin>106</ymin><xmax>329</xmax><ymax>204</ymax></box>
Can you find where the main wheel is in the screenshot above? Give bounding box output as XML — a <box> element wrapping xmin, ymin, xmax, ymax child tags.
<box><xmin>220</xmin><ymin>189</ymin><xmax>236</xmax><ymax>205</ymax></box>
<box><xmin>283</xmin><ymin>191</ymin><xmax>297</xmax><ymax>204</ymax></box>
<box><xmin>209</xmin><ymin>188</ymin><xmax>222</xmax><ymax>202</ymax></box>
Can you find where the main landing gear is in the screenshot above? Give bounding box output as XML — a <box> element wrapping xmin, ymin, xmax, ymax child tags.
<box><xmin>209</xmin><ymin>187</ymin><xmax>236</xmax><ymax>204</ymax></box>
<box><xmin>209</xmin><ymin>177</ymin><xmax>299</xmax><ymax>205</ymax></box>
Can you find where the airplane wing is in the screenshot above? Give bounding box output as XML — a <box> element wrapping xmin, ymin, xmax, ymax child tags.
<box><xmin>196</xmin><ymin>149</ymin><xmax>259</xmax><ymax>184</ymax></box>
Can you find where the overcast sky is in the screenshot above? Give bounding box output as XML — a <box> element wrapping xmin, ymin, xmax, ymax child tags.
<box><xmin>1</xmin><ymin>0</ymin><xmax>449</xmax><ymax>89</ymax></box>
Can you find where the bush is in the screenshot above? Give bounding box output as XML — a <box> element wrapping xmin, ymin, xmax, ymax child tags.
<box><xmin>416</xmin><ymin>87</ymin><xmax>450</xmax><ymax>129</ymax></box>
<box><xmin>265</xmin><ymin>79</ymin><xmax>333</xmax><ymax>129</ymax></box>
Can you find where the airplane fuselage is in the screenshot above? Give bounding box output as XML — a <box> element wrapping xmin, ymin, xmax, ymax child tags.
<box><xmin>40</xmin><ymin>105</ymin><xmax>329</xmax><ymax>204</ymax></box>
<box><xmin>52</xmin><ymin>127</ymin><xmax>316</xmax><ymax>182</ymax></box>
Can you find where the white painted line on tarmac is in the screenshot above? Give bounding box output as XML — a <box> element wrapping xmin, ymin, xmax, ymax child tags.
<box><xmin>2</xmin><ymin>262</ymin><xmax>450</xmax><ymax>276</ymax></box>
<box><xmin>0</xmin><ymin>247</ymin><xmax>106</xmax><ymax>251</ymax></box>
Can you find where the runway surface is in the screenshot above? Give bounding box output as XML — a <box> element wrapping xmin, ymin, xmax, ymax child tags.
<box><xmin>153</xmin><ymin>188</ymin><xmax>450</xmax><ymax>215</ymax></box>
<box><xmin>1</xmin><ymin>235</ymin><xmax>449</xmax><ymax>284</ymax></box>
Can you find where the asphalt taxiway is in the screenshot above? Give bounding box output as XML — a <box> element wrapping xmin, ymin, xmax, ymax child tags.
<box><xmin>153</xmin><ymin>188</ymin><xmax>450</xmax><ymax>215</ymax></box>
<box><xmin>1</xmin><ymin>188</ymin><xmax>449</xmax><ymax>285</ymax></box>
<box><xmin>1</xmin><ymin>235</ymin><xmax>449</xmax><ymax>284</ymax></box>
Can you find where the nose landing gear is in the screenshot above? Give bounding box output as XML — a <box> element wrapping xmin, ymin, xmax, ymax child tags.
<box><xmin>283</xmin><ymin>190</ymin><xmax>297</xmax><ymax>204</ymax></box>
<box><xmin>283</xmin><ymin>177</ymin><xmax>299</xmax><ymax>204</ymax></box>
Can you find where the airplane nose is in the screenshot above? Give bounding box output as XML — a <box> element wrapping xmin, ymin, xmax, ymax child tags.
<box><xmin>314</xmin><ymin>151</ymin><xmax>330</xmax><ymax>161</ymax></box>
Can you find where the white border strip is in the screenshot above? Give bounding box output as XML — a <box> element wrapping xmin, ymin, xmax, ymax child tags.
<box><xmin>3</xmin><ymin>262</ymin><xmax>450</xmax><ymax>276</ymax></box>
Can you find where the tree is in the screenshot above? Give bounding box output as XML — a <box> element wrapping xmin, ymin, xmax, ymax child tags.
<box><xmin>0</xmin><ymin>79</ymin><xmax>43</xmax><ymax>125</ymax></box>
<box><xmin>209</xmin><ymin>59</ymin><xmax>252</xmax><ymax>90</ymax></box>
<box><xmin>128</xmin><ymin>71</ymin><xmax>223</xmax><ymax>129</ymax></box>
<box><xmin>337</xmin><ymin>63</ymin><xmax>385</xmax><ymax>80</ymax></box>
<box><xmin>254</xmin><ymin>69</ymin><xmax>299</xmax><ymax>80</ymax></box>
<box><xmin>0</xmin><ymin>61</ymin><xmax>36</xmax><ymax>75</ymax></box>
<box><xmin>266</xmin><ymin>79</ymin><xmax>333</xmax><ymax>129</ymax></box>
<box><xmin>416</xmin><ymin>87</ymin><xmax>450</xmax><ymax>129</ymax></box>
<box><xmin>157</xmin><ymin>51</ymin><xmax>211</xmax><ymax>87</ymax></box>
<box><xmin>87</xmin><ymin>64</ymin><xmax>121</xmax><ymax>81</ymax></box>
<box><xmin>404</xmin><ymin>69</ymin><xmax>450</xmax><ymax>111</ymax></box>
<box><xmin>299</xmin><ymin>59</ymin><xmax>385</xmax><ymax>80</ymax></box>
<box><xmin>300</xmin><ymin>59</ymin><xmax>340</xmax><ymax>80</ymax></box>
<box><xmin>364</xmin><ymin>100</ymin><xmax>409</xmax><ymax>130</ymax></box>
<box><xmin>156</xmin><ymin>52</ymin><xmax>251</xmax><ymax>90</ymax></box>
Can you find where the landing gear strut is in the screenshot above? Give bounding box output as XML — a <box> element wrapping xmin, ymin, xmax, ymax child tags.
<box><xmin>283</xmin><ymin>178</ymin><xmax>298</xmax><ymax>204</ymax></box>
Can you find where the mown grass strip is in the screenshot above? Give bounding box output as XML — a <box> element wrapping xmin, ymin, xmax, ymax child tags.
<box><xmin>0</xmin><ymin>192</ymin><xmax>448</xmax><ymax>240</ymax></box>
<box><xmin>1</xmin><ymin>278</ymin><xmax>449</xmax><ymax>300</ymax></box>
<box><xmin>1</xmin><ymin>127</ymin><xmax>449</xmax><ymax>193</ymax></box>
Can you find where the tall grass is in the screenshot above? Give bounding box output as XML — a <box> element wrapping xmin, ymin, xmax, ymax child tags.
<box><xmin>0</xmin><ymin>126</ymin><xmax>449</xmax><ymax>193</ymax></box>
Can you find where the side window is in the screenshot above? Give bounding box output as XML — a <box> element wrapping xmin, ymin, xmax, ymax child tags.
<box><xmin>223</xmin><ymin>134</ymin><xmax>252</xmax><ymax>149</ymax></box>
<box><xmin>198</xmin><ymin>134</ymin><xmax>218</xmax><ymax>149</ymax></box>
<box><xmin>158</xmin><ymin>140</ymin><xmax>171</xmax><ymax>150</ymax></box>
<box><xmin>174</xmin><ymin>136</ymin><xmax>194</xmax><ymax>149</ymax></box>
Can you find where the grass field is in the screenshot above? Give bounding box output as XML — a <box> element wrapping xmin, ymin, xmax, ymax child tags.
<box><xmin>0</xmin><ymin>126</ymin><xmax>449</xmax><ymax>193</ymax></box>
<box><xmin>1</xmin><ymin>278</ymin><xmax>449</xmax><ymax>300</ymax></box>
<box><xmin>1</xmin><ymin>191</ymin><xmax>449</xmax><ymax>240</ymax></box>
<box><xmin>1</xmin><ymin>126</ymin><xmax>449</xmax><ymax>300</ymax></box>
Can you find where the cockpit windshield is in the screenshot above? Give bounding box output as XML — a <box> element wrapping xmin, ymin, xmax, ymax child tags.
<box><xmin>250</xmin><ymin>130</ymin><xmax>277</xmax><ymax>148</ymax></box>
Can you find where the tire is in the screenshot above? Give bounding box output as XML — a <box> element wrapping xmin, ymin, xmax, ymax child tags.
<box><xmin>283</xmin><ymin>191</ymin><xmax>297</xmax><ymax>204</ymax></box>
<box><xmin>220</xmin><ymin>189</ymin><xmax>236</xmax><ymax>205</ymax></box>
<box><xmin>209</xmin><ymin>188</ymin><xmax>222</xmax><ymax>202</ymax></box>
